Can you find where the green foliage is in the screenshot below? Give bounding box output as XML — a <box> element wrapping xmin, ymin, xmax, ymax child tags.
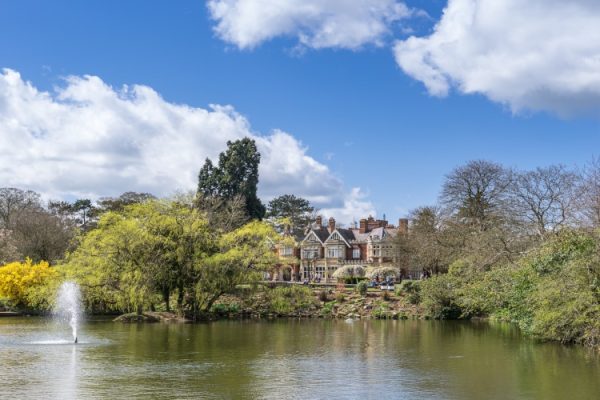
<box><xmin>197</xmin><ymin>138</ymin><xmax>266</xmax><ymax>220</ymax></box>
<box><xmin>210</xmin><ymin>302</ymin><xmax>240</xmax><ymax>315</ymax></box>
<box><xmin>418</xmin><ymin>230</ymin><xmax>600</xmax><ymax>346</ymax></box>
<box><xmin>356</xmin><ymin>281</ymin><xmax>368</xmax><ymax>296</ymax></box>
<box><xmin>266</xmin><ymin>194</ymin><xmax>314</xmax><ymax>237</ymax></box>
<box><xmin>335</xmin><ymin>292</ymin><xmax>345</xmax><ymax>302</ymax></box>
<box><xmin>420</xmin><ymin>275</ymin><xmax>463</xmax><ymax>319</ymax></box>
<box><xmin>265</xmin><ymin>285</ymin><xmax>316</xmax><ymax>314</ymax></box>
<box><xmin>397</xmin><ymin>280</ymin><xmax>422</xmax><ymax>304</ymax></box>
<box><xmin>62</xmin><ymin>202</ymin><xmax>279</xmax><ymax>317</ymax></box>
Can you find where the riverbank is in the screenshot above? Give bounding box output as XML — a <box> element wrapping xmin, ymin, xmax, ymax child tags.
<box><xmin>114</xmin><ymin>286</ymin><xmax>423</xmax><ymax>323</ymax></box>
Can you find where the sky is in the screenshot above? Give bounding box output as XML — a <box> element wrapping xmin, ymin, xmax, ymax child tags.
<box><xmin>0</xmin><ymin>0</ymin><xmax>599</xmax><ymax>224</ymax></box>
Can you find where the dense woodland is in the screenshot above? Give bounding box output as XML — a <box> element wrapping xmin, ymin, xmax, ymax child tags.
<box><xmin>0</xmin><ymin>139</ymin><xmax>598</xmax><ymax>346</ymax></box>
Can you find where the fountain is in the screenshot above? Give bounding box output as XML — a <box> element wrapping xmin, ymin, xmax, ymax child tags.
<box><xmin>55</xmin><ymin>281</ymin><xmax>82</xmax><ymax>344</ymax></box>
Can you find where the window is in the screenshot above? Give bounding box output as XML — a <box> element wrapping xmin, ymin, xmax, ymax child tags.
<box><xmin>327</xmin><ymin>247</ymin><xmax>342</xmax><ymax>258</ymax></box>
<box><xmin>352</xmin><ymin>248</ymin><xmax>360</xmax><ymax>259</ymax></box>
<box><xmin>280</xmin><ymin>247</ymin><xmax>293</xmax><ymax>256</ymax></box>
<box><xmin>330</xmin><ymin>232</ymin><xmax>341</xmax><ymax>240</ymax></box>
<box><xmin>302</xmin><ymin>249</ymin><xmax>319</xmax><ymax>259</ymax></box>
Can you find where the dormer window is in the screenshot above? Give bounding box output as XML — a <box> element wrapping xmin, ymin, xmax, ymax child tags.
<box><xmin>330</xmin><ymin>232</ymin><xmax>341</xmax><ymax>241</ymax></box>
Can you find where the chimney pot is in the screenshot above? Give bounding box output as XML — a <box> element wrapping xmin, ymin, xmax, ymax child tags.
<box><xmin>328</xmin><ymin>217</ymin><xmax>336</xmax><ymax>233</ymax></box>
<box><xmin>315</xmin><ymin>215</ymin><xmax>322</xmax><ymax>227</ymax></box>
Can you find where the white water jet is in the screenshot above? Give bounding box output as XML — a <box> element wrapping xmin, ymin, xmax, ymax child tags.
<box><xmin>55</xmin><ymin>281</ymin><xmax>82</xmax><ymax>344</ymax></box>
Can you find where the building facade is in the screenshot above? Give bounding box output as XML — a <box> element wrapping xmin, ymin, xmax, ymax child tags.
<box><xmin>296</xmin><ymin>215</ymin><xmax>409</xmax><ymax>282</ymax></box>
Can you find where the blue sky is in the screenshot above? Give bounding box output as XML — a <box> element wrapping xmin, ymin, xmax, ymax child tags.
<box><xmin>1</xmin><ymin>0</ymin><xmax>599</xmax><ymax>223</ymax></box>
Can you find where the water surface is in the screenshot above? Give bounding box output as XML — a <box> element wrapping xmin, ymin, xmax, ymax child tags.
<box><xmin>1</xmin><ymin>318</ymin><xmax>598</xmax><ymax>399</ymax></box>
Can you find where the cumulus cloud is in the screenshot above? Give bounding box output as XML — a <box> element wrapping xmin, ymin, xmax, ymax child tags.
<box><xmin>0</xmin><ymin>68</ymin><xmax>373</xmax><ymax>223</ymax></box>
<box><xmin>207</xmin><ymin>0</ymin><xmax>413</xmax><ymax>50</ymax></box>
<box><xmin>394</xmin><ymin>0</ymin><xmax>600</xmax><ymax>116</ymax></box>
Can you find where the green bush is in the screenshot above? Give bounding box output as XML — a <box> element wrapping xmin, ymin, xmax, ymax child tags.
<box><xmin>266</xmin><ymin>286</ymin><xmax>316</xmax><ymax>315</ymax></box>
<box><xmin>420</xmin><ymin>275</ymin><xmax>463</xmax><ymax>319</ymax></box>
<box><xmin>318</xmin><ymin>290</ymin><xmax>329</xmax><ymax>302</ymax></box>
<box><xmin>397</xmin><ymin>280</ymin><xmax>421</xmax><ymax>304</ymax></box>
<box><xmin>356</xmin><ymin>281</ymin><xmax>368</xmax><ymax>296</ymax></box>
<box><xmin>335</xmin><ymin>292</ymin><xmax>345</xmax><ymax>302</ymax></box>
<box><xmin>210</xmin><ymin>303</ymin><xmax>240</xmax><ymax>315</ymax></box>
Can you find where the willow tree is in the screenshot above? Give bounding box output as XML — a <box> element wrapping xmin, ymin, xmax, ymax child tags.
<box><xmin>63</xmin><ymin>201</ymin><xmax>215</xmax><ymax>314</ymax></box>
<box><xmin>195</xmin><ymin>220</ymin><xmax>278</xmax><ymax>314</ymax></box>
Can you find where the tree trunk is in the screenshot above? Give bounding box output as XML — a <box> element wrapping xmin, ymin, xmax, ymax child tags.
<box><xmin>163</xmin><ymin>288</ymin><xmax>170</xmax><ymax>312</ymax></box>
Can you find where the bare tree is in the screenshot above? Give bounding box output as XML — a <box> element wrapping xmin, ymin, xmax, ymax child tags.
<box><xmin>440</xmin><ymin>160</ymin><xmax>512</xmax><ymax>229</ymax></box>
<box><xmin>11</xmin><ymin>208</ymin><xmax>75</xmax><ymax>263</ymax></box>
<box><xmin>195</xmin><ymin>193</ymin><xmax>248</xmax><ymax>232</ymax></box>
<box><xmin>0</xmin><ymin>188</ymin><xmax>42</xmax><ymax>229</ymax></box>
<box><xmin>0</xmin><ymin>228</ymin><xmax>21</xmax><ymax>264</ymax></box>
<box><xmin>578</xmin><ymin>157</ymin><xmax>600</xmax><ymax>228</ymax></box>
<box><xmin>510</xmin><ymin>165</ymin><xmax>579</xmax><ymax>238</ymax></box>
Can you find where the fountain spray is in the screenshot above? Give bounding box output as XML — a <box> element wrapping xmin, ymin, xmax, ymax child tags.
<box><xmin>55</xmin><ymin>281</ymin><xmax>82</xmax><ymax>344</ymax></box>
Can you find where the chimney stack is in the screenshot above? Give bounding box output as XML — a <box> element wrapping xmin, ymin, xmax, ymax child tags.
<box><xmin>328</xmin><ymin>217</ymin><xmax>336</xmax><ymax>233</ymax></box>
<box><xmin>398</xmin><ymin>218</ymin><xmax>409</xmax><ymax>234</ymax></box>
<box><xmin>359</xmin><ymin>218</ymin><xmax>367</xmax><ymax>234</ymax></box>
<box><xmin>315</xmin><ymin>215</ymin><xmax>322</xmax><ymax>227</ymax></box>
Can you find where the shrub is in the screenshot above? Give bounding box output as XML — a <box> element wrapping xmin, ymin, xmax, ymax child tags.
<box><xmin>210</xmin><ymin>303</ymin><xmax>240</xmax><ymax>315</ymax></box>
<box><xmin>318</xmin><ymin>290</ymin><xmax>329</xmax><ymax>302</ymax></box>
<box><xmin>420</xmin><ymin>275</ymin><xmax>463</xmax><ymax>319</ymax></box>
<box><xmin>397</xmin><ymin>280</ymin><xmax>421</xmax><ymax>304</ymax></box>
<box><xmin>266</xmin><ymin>286</ymin><xmax>316</xmax><ymax>314</ymax></box>
<box><xmin>382</xmin><ymin>290</ymin><xmax>391</xmax><ymax>301</ymax></box>
<box><xmin>356</xmin><ymin>281</ymin><xmax>368</xmax><ymax>296</ymax></box>
<box><xmin>335</xmin><ymin>292</ymin><xmax>345</xmax><ymax>302</ymax></box>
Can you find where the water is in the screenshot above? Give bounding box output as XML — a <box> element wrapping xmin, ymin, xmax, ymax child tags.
<box><xmin>0</xmin><ymin>319</ymin><xmax>598</xmax><ymax>399</ymax></box>
<box><xmin>54</xmin><ymin>282</ymin><xmax>82</xmax><ymax>343</ymax></box>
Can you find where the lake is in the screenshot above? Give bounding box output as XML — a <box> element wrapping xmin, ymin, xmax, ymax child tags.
<box><xmin>0</xmin><ymin>318</ymin><xmax>598</xmax><ymax>399</ymax></box>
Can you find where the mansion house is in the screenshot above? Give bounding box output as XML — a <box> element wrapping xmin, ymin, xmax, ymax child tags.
<box><xmin>273</xmin><ymin>215</ymin><xmax>408</xmax><ymax>282</ymax></box>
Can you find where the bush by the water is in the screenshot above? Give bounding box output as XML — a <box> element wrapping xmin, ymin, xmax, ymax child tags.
<box><xmin>417</xmin><ymin>230</ymin><xmax>600</xmax><ymax>346</ymax></box>
<box><xmin>397</xmin><ymin>280</ymin><xmax>421</xmax><ymax>304</ymax></box>
<box><xmin>265</xmin><ymin>286</ymin><xmax>316</xmax><ymax>314</ymax></box>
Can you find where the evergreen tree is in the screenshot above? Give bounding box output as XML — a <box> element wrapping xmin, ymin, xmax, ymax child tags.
<box><xmin>197</xmin><ymin>138</ymin><xmax>266</xmax><ymax>220</ymax></box>
<box><xmin>266</xmin><ymin>194</ymin><xmax>314</xmax><ymax>237</ymax></box>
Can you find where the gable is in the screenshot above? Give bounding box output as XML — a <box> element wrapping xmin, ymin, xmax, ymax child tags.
<box><xmin>302</xmin><ymin>230</ymin><xmax>323</xmax><ymax>245</ymax></box>
<box><xmin>325</xmin><ymin>229</ymin><xmax>351</xmax><ymax>247</ymax></box>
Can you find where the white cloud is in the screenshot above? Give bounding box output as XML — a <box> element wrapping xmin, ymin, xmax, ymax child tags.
<box><xmin>207</xmin><ymin>0</ymin><xmax>413</xmax><ymax>50</ymax></box>
<box><xmin>320</xmin><ymin>187</ymin><xmax>376</xmax><ymax>225</ymax></box>
<box><xmin>394</xmin><ymin>0</ymin><xmax>600</xmax><ymax>116</ymax></box>
<box><xmin>0</xmin><ymin>68</ymin><xmax>374</xmax><ymax>223</ymax></box>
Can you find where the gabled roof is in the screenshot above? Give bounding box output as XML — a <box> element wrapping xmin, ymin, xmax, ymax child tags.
<box><xmin>302</xmin><ymin>228</ymin><xmax>330</xmax><ymax>245</ymax></box>
<box><xmin>324</xmin><ymin>228</ymin><xmax>355</xmax><ymax>247</ymax></box>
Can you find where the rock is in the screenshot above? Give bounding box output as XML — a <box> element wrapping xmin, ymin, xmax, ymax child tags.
<box><xmin>114</xmin><ymin>312</ymin><xmax>160</xmax><ymax>323</ymax></box>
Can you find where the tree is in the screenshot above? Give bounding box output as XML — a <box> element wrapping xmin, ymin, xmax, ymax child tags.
<box><xmin>0</xmin><ymin>229</ymin><xmax>21</xmax><ymax>264</ymax></box>
<box><xmin>95</xmin><ymin>192</ymin><xmax>157</xmax><ymax>214</ymax></box>
<box><xmin>510</xmin><ymin>165</ymin><xmax>579</xmax><ymax>238</ymax></box>
<box><xmin>404</xmin><ymin>206</ymin><xmax>450</xmax><ymax>274</ymax></box>
<box><xmin>266</xmin><ymin>194</ymin><xmax>314</xmax><ymax>237</ymax></box>
<box><xmin>197</xmin><ymin>138</ymin><xmax>266</xmax><ymax>220</ymax></box>
<box><xmin>12</xmin><ymin>209</ymin><xmax>76</xmax><ymax>263</ymax></box>
<box><xmin>579</xmin><ymin>157</ymin><xmax>600</xmax><ymax>228</ymax></box>
<box><xmin>0</xmin><ymin>188</ymin><xmax>42</xmax><ymax>229</ymax></box>
<box><xmin>196</xmin><ymin>221</ymin><xmax>278</xmax><ymax>313</ymax></box>
<box><xmin>441</xmin><ymin>160</ymin><xmax>512</xmax><ymax>229</ymax></box>
<box><xmin>64</xmin><ymin>201</ymin><xmax>215</xmax><ymax>315</ymax></box>
<box><xmin>195</xmin><ymin>193</ymin><xmax>248</xmax><ymax>233</ymax></box>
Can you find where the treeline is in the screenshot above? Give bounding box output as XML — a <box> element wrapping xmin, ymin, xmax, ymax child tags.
<box><xmin>0</xmin><ymin>138</ymin><xmax>314</xmax><ymax>318</ymax></box>
<box><xmin>397</xmin><ymin>159</ymin><xmax>600</xmax><ymax>347</ymax></box>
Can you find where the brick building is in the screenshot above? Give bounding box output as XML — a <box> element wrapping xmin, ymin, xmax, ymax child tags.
<box><xmin>286</xmin><ymin>215</ymin><xmax>409</xmax><ymax>282</ymax></box>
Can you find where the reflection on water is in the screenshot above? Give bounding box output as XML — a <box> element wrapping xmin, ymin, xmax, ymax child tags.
<box><xmin>0</xmin><ymin>318</ymin><xmax>598</xmax><ymax>399</ymax></box>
